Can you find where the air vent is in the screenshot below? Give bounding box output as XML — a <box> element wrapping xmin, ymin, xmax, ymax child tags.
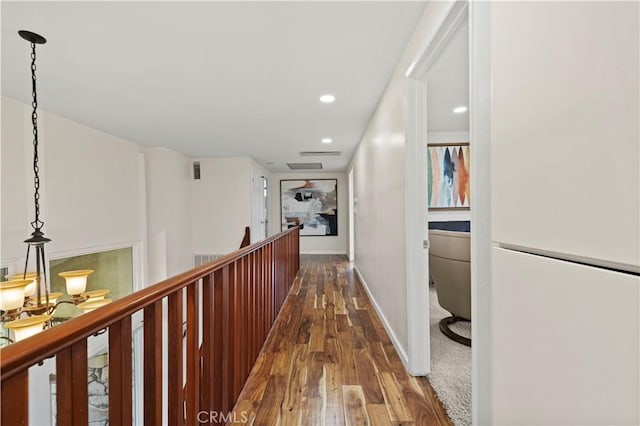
<box><xmin>193</xmin><ymin>161</ymin><xmax>201</xmax><ymax>180</ymax></box>
<box><xmin>194</xmin><ymin>254</ymin><xmax>223</xmax><ymax>267</ymax></box>
<box><xmin>287</xmin><ymin>162</ymin><xmax>323</xmax><ymax>170</ymax></box>
<box><xmin>299</xmin><ymin>151</ymin><xmax>342</xmax><ymax>157</ymax></box>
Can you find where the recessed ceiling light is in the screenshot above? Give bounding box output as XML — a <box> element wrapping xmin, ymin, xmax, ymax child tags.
<box><xmin>453</xmin><ymin>106</ymin><xmax>468</xmax><ymax>114</ymax></box>
<box><xmin>320</xmin><ymin>94</ymin><xmax>335</xmax><ymax>103</ymax></box>
<box><xmin>321</xmin><ymin>138</ymin><xmax>333</xmax><ymax>144</ymax></box>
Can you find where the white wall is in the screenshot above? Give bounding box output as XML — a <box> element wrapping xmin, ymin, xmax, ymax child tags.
<box><xmin>487</xmin><ymin>2</ymin><xmax>639</xmax><ymax>424</ymax></box>
<box><xmin>145</xmin><ymin>147</ymin><xmax>193</xmax><ymax>284</ymax></box>
<box><xmin>1</xmin><ymin>96</ymin><xmax>28</xmax><ymax>259</ymax></box>
<box><xmin>1</xmin><ymin>96</ymin><xmax>144</xmax><ymax>271</ymax></box>
<box><xmin>190</xmin><ymin>157</ymin><xmax>253</xmax><ymax>255</ymax></box>
<box><xmin>427</xmin><ymin>131</ymin><xmax>470</xmax><ymax>222</ymax></box>
<box><xmin>349</xmin><ymin>1</ymin><xmax>458</xmax><ymax>365</ymax></box>
<box><xmin>270</xmin><ymin>172</ymin><xmax>347</xmax><ymax>255</ymax></box>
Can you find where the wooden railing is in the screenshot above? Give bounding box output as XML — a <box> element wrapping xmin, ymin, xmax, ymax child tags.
<box><xmin>0</xmin><ymin>227</ymin><xmax>300</xmax><ymax>425</ymax></box>
<box><xmin>240</xmin><ymin>226</ymin><xmax>251</xmax><ymax>248</ymax></box>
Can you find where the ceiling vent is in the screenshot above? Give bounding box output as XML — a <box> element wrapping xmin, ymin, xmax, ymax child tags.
<box><xmin>193</xmin><ymin>161</ymin><xmax>201</xmax><ymax>180</ymax></box>
<box><xmin>287</xmin><ymin>162</ymin><xmax>323</xmax><ymax>170</ymax></box>
<box><xmin>299</xmin><ymin>151</ymin><xmax>342</xmax><ymax>157</ymax></box>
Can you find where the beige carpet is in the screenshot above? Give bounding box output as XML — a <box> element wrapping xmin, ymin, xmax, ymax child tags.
<box><xmin>427</xmin><ymin>286</ymin><xmax>472</xmax><ymax>426</ymax></box>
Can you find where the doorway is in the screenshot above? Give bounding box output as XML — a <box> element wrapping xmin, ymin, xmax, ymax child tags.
<box><xmin>348</xmin><ymin>168</ymin><xmax>355</xmax><ymax>262</ymax></box>
<box><xmin>251</xmin><ymin>174</ymin><xmax>268</xmax><ymax>242</ymax></box>
<box><xmin>405</xmin><ymin>1</ymin><xmax>472</xmax><ymax>423</ymax></box>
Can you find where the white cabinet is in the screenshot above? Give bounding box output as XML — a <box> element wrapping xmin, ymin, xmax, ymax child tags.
<box><xmin>490</xmin><ymin>1</ymin><xmax>639</xmax><ymax>270</ymax></box>
<box><xmin>491</xmin><ymin>248</ymin><xmax>639</xmax><ymax>425</ymax></box>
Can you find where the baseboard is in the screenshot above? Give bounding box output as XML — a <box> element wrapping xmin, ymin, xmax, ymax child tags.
<box><xmin>353</xmin><ymin>265</ymin><xmax>410</xmax><ymax>371</ymax></box>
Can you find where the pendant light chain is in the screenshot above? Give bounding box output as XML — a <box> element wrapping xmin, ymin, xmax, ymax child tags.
<box><xmin>29</xmin><ymin>41</ymin><xmax>44</xmax><ymax>232</ymax></box>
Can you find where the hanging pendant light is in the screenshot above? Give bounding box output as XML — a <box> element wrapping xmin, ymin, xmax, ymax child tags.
<box><xmin>17</xmin><ymin>30</ymin><xmax>53</xmax><ymax>317</ymax></box>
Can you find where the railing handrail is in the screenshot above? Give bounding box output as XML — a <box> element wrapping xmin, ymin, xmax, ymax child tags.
<box><xmin>0</xmin><ymin>227</ymin><xmax>298</xmax><ymax>381</ymax></box>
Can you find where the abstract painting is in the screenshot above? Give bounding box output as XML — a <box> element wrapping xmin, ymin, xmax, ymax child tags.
<box><xmin>281</xmin><ymin>179</ymin><xmax>338</xmax><ymax>236</ymax></box>
<box><xmin>427</xmin><ymin>143</ymin><xmax>470</xmax><ymax>210</ymax></box>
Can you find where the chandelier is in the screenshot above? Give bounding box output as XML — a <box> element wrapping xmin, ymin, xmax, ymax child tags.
<box><xmin>0</xmin><ymin>30</ymin><xmax>111</xmax><ymax>344</ymax></box>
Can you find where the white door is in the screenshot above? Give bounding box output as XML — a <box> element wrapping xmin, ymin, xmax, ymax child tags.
<box><xmin>251</xmin><ymin>175</ymin><xmax>267</xmax><ymax>242</ymax></box>
<box><xmin>348</xmin><ymin>169</ymin><xmax>355</xmax><ymax>262</ymax></box>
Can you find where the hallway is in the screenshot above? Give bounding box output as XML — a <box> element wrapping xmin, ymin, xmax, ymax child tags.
<box><xmin>231</xmin><ymin>255</ymin><xmax>451</xmax><ymax>425</ymax></box>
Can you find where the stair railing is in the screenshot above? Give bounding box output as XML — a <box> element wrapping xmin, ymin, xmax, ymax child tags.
<box><xmin>0</xmin><ymin>227</ymin><xmax>300</xmax><ymax>425</ymax></box>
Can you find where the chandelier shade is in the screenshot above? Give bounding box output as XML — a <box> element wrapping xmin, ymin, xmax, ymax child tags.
<box><xmin>81</xmin><ymin>289</ymin><xmax>110</xmax><ymax>303</ymax></box>
<box><xmin>7</xmin><ymin>272</ymin><xmax>38</xmax><ymax>298</ymax></box>
<box><xmin>5</xmin><ymin>314</ymin><xmax>51</xmax><ymax>342</ymax></box>
<box><xmin>59</xmin><ymin>269</ymin><xmax>94</xmax><ymax>296</ymax></box>
<box><xmin>77</xmin><ymin>298</ymin><xmax>112</xmax><ymax>314</ymax></box>
<box><xmin>0</xmin><ymin>280</ymin><xmax>31</xmax><ymax>312</ymax></box>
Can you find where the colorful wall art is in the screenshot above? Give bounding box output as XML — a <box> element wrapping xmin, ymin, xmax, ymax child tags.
<box><xmin>427</xmin><ymin>143</ymin><xmax>470</xmax><ymax>210</ymax></box>
<box><xmin>281</xmin><ymin>179</ymin><xmax>338</xmax><ymax>236</ymax></box>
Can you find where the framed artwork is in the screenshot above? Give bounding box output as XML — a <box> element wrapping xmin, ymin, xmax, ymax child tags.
<box><xmin>280</xmin><ymin>179</ymin><xmax>338</xmax><ymax>236</ymax></box>
<box><xmin>427</xmin><ymin>143</ymin><xmax>470</xmax><ymax>210</ymax></box>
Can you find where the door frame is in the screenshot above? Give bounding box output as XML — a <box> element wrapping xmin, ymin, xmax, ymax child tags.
<box><xmin>348</xmin><ymin>168</ymin><xmax>355</xmax><ymax>262</ymax></box>
<box><xmin>468</xmin><ymin>2</ymin><xmax>492</xmax><ymax>422</ymax></box>
<box><xmin>251</xmin><ymin>173</ymin><xmax>268</xmax><ymax>242</ymax></box>
<box><xmin>404</xmin><ymin>0</ymin><xmax>469</xmax><ymax>376</ymax></box>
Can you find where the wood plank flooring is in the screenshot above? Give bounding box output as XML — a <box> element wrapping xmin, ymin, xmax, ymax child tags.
<box><xmin>231</xmin><ymin>255</ymin><xmax>452</xmax><ymax>426</ymax></box>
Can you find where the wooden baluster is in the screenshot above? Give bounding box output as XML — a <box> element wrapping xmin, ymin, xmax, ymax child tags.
<box><xmin>213</xmin><ymin>269</ymin><xmax>224</xmax><ymax>415</ymax></box>
<box><xmin>1</xmin><ymin>370</ymin><xmax>28</xmax><ymax>425</ymax></box>
<box><xmin>273</xmin><ymin>240</ymin><xmax>278</xmax><ymax>311</ymax></box>
<box><xmin>109</xmin><ymin>316</ymin><xmax>133</xmax><ymax>426</ymax></box>
<box><xmin>221</xmin><ymin>264</ymin><xmax>233</xmax><ymax>412</ymax></box>
<box><xmin>273</xmin><ymin>241</ymin><xmax>277</xmax><ymax>320</ymax></box>
<box><xmin>276</xmin><ymin>239</ymin><xmax>281</xmax><ymax>308</ymax></box>
<box><xmin>262</xmin><ymin>244</ymin><xmax>271</xmax><ymax>335</ymax></box>
<box><xmin>298</xmin><ymin>228</ymin><xmax>301</xmax><ymax>268</ymax></box>
<box><xmin>168</xmin><ymin>289</ymin><xmax>184</xmax><ymax>425</ymax></box>
<box><xmin>256</xmin><ymin>247</ymin><xmax>265</xmax><ymax>343</ymax></box>
<box><xmin>232</xmin><ymin>261</ymin><xmax>243</xmax><ymax>401</ymax></box>
<box><xmin>288</xmin><ymin>235</ymin><xmax>292</xmax><ymax>289</ymax></box>
<box><xmin>246</xmin><ymin>253</ymin><xmax>253</xmax><ymax>365</ymax></box>
<box><xmin>272</xmin><ymin>241</ymin><xmax>276</xmax><ymax>323</ymax></box>
<box><xmin>286</xmin><ymin>235</ymin><xmax>290</xmax><ymax>292</ymax></box>
<box><xmin>280</xmin><ymin>238</ymin><xmax>284</xmax><ymax>305</ymax></box>
<box><xmin>237</xmin><ymin>256</ymin><xmax>249</xmax><ymax>386</ymax></box>
<box><xmin>186</xmin><ymin>281</ymin><xmax>200</xmax><ymax>425</ymax></box>
<box><xmin>251</xmin><ymin>251</ymin><xmax>258</xmax><ymax>361</ymax></box>
<box><xmin>243</xmin><ymin>255</ymin><xmax>250</xmax><ymax>381</ymax></box>
<box><xmin>57</xmin><ymin>339</ymin><xmax>88</xmax><ymax>425</ymax></box>
<box><xmin>202</xmin><ymin>274</ymin><xmax>215</xmax><ymax>422</ymax></box>
<box><xmin>293</xmin><ymin>232</ymin><xmax>297</xmax><ymax>282</ymax></box>
<box><xmin>144</xmin><ymin>301</ymin><xmax>163</xmax><ymax>426</ymax></box>
<box><xmin>267</xmin><ymin>242</ymin><xmax>273</xmax><ymax>329</ymax></box>
<box><xmin>257</xmin><ymin>248</ymin><xmax>264</xmax><ymax>348</ymax></box>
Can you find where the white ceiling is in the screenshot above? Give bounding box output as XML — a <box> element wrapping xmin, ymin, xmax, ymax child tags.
<box><xmin>427</xmin><ymin>21</ymin><xmax>469</xmax><ymax>133</ymax></box>
<box><xmin>1</xmin><ymin>1</ymin><xmax>426</xmax><ymax>172</ymax></box>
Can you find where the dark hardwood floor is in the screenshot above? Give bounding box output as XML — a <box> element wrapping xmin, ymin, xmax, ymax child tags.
<box><xmin>231</xmin><ymin>255</ymin><xmax>452</xmax><ymax>425</ymax></box>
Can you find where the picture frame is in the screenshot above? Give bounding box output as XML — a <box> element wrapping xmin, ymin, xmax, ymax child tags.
<box><xmin>280</xmin><ymin>179</ymin><xmax>338</xmax><ymax>236</ymax></box>
<box><xmin>427</xmin><ymin>142</ymin><xmax>470</xmax><ymax>210</ymax></box>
